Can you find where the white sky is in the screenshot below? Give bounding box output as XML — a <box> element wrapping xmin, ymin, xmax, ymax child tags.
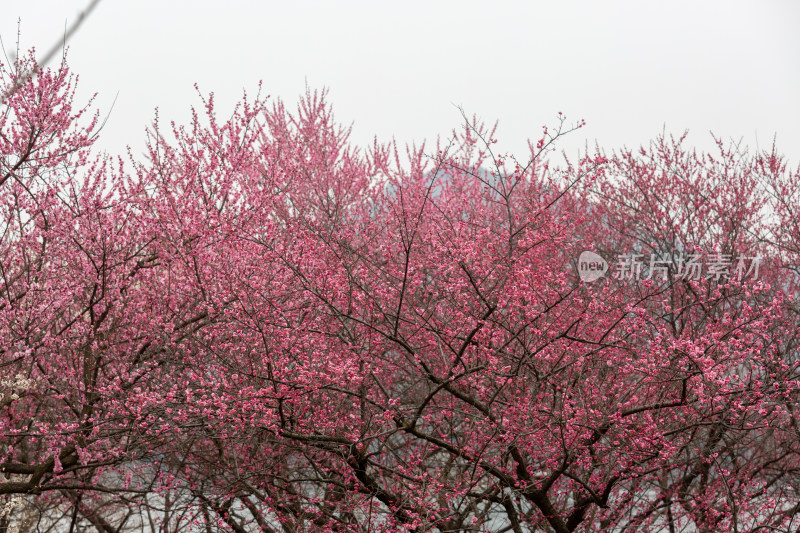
<box><xmin>3</xmin><ymin>1</ymin><xmax>799</xmax><ymax>166</ymax></box>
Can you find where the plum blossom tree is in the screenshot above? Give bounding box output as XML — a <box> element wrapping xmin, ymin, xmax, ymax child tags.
<box><xmin>1</xmin><ymin>52</ymin><xmax>800</xmax><ymax>533</ymax></box>
<box><xmin>0</xmin><ymin>50</ymin><xmax>220</xmax><ymax>532</ymax></box>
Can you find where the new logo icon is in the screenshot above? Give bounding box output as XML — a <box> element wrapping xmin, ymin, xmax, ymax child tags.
<box><xmin>577</xmin><ymin>251</ymin><xmax>608</xmax><ymax>282</ymax></box>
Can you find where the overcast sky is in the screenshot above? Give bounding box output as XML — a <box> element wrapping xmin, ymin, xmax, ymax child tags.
<box><xmin>3</xmin><ymin>1</ymin><xmax>799</xmax><ymax>166</ymax></box>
